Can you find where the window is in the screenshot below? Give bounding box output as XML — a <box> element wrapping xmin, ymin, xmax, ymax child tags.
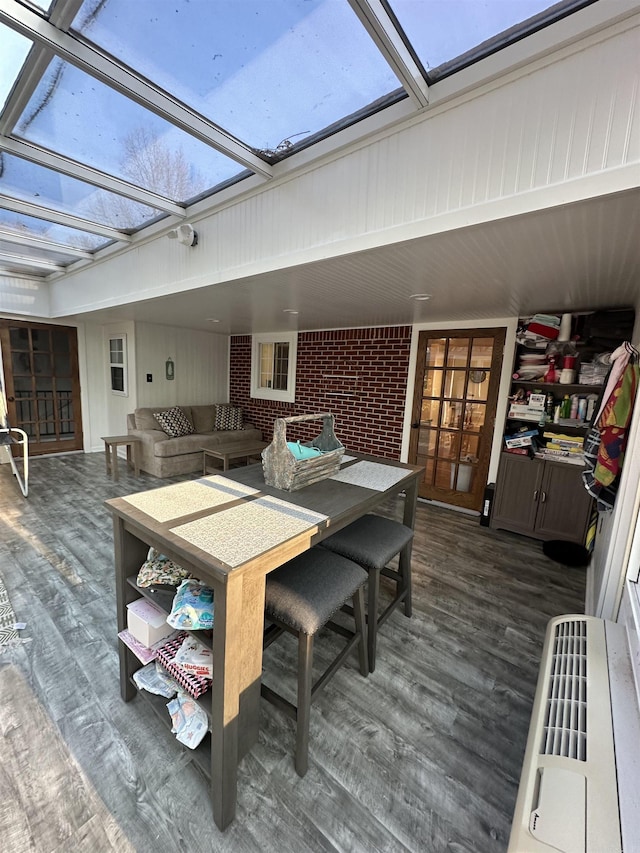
<box><xmin>108</xmin><ymin>334</ymin><xmax>128</xmax><ymax>396</ymax></box>
<box><xmin>251</xmin><ymin>332</ymin><xmax>297</xmax><ymax>403</ymax></box>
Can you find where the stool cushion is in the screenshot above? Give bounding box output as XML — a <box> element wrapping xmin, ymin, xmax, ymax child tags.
<box><xmin>321</xmin><ymin>514</ymin><xmax>413</xmax><ymax>570</ymax></box>
<box><xmin>265</xmin><ymin>549</ymin><xmax>367</xmax><ymax>635</ymax></box>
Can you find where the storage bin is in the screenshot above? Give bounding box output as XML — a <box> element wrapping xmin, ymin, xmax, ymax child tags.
<box><xmin>262</xmin><ymin>412</ymin><xmax>344</xmax><ymax>491</ymax></box>
<box><xmin>127</xmin><ymin>597</ymin><xmax>174</xmax><ymax>647</ymax></box>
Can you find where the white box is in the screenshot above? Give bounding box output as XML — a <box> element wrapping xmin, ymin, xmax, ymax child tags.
<box><xmin>127</xmin><ymin>597</ymin><xmax>174</xmax><ymax>648</ymax></box>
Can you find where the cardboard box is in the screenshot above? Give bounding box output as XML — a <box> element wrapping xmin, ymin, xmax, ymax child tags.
<box><xmin>127</xmin><ymin>597</ymin><xmax>174</xmax><ymax>648</ymax></box>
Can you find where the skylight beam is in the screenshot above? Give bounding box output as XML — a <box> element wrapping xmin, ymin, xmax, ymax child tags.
<box><xmin>0</xmin><ymin>249</ymin><xmax>65</xmax><ymax>271</ymax></box>
<box><xmin>0</xmin><ymin>194</ymin><xmax>131</xmax><ymax>241</ymax></box>
<box><xmin>0</xmin><ymin>226</ymin><xmax>93</xmax><ymax>258</ymax></box>
<box><xmin>0</xmin><ymin>136</ymin><xmax>187</xmax><ymax>217</ymax></box>
<box><xmin>347</xmin><ymin>0</ymin><xmax>429</xmax><ymax>108</ymax></box>
<box><xmin>0</xmin><ymin>0</ymin><xmax>274</xmax><ymax>179</ymax></box>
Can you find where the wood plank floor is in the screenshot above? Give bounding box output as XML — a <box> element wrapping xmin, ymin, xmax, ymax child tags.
<box><xmin>0</xmin><ymin>453</ymin><xmax>585</xmax><ymax>853</ymax></box>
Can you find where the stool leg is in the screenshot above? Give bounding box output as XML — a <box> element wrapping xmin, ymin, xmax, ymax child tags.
<box><xmin>367</xmin><ymin>567</ymin><xmax>381</xmax><ymax>673</ymax></box>
<box><xmin>111</xmin><ymin>446</ymin><xmax>119</xmax><ymax>482</ymax></box>
<box><xmin>352</xmin><ymin>587</ymin><xmax>369</xmax><ymax>677</ymax></box>
<box><xmin>399</xmin><ymin>541</ymin><xmax>413</xmax><ymax>618</ymax></box>
<box><xmin>296</xmin><ymin>631</ymin><xmax>314</xmax><ymax>777</ymax></box>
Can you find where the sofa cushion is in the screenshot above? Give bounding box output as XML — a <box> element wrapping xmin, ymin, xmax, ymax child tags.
<box><xmin>215</xmin><ymin>405</ymin><xmax>243</xmax><ymax>430</ymax></box>
<box><xmin>190</xmin><ymin>405</ymin><xmax>216</xmax><ymax>433</ymax></box>
<box><xmin>134</xmin><ymin>406</ymin><xmax>192</xmax><ymax>431</ymax></box>
<box><xmin>154</xmin><ymin>433</ymin><xmax>208</xmax><ymax>457</ymax></box>
<box><xmin>154</xmin><ymin>407</ymin><xmax>195</xmax><ymax>438</ymax></box>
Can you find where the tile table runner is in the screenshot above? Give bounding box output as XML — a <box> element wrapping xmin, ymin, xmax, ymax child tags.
<box><xmin>0</xmin><ymin>574</ymin><xmax>18</xmax><ymax>646</ymax></box>
<box><xmin>329</xmin><ymin>460</ymin><xmax>410</xmax><ymax>491</ymax></box>
<box><xmin>171</xmin><ymin>496</ymin><xmax>328</xmax><ymax>567</ymax></box>
<box><xmin>122</xmin><ymin>476</ymin><xmax>259</xmax><ymax>523</ymax></box>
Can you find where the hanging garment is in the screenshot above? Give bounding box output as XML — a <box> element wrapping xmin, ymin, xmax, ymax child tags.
<box><xmin>594</xmin><ymin>361</ymin><xmax>639</xmax><ymax>486</ymax></box>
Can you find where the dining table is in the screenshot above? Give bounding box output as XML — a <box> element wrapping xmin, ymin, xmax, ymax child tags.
<box><xmin>106</xmin><ymin>452</ymin><xmax>423</xmax><ymax>830</ymax></box>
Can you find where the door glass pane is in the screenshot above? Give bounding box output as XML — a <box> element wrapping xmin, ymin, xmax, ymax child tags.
<box><xmin>442</xmin><ymin>401</ymin><xmax>462</xmax><ymax>429</ymax></box>
<box><xmin>31</xmin><ymin>329</ymin><xmax>50</xmax><ymax>352</ymax></box>
<box><xmin>57</xmin><ymin>377</ymin><xmax>72</xmax><ymax>392</ymax></box>
<box><xmin>437</xmin><ymin>431</ymin><xmax>460</xmax><ymax>461</ymax></box>
<box><xmin>14</xmin><ymin>376</ymin><xmax>31</xmax><ymax>393</ymax></box>
<box><xmin>468</xmin><ymin>370</ymin><xmax>489</xmax><ymax>401</ymax></box>
<box><xmin>38</xmin><ymin>398</ymin><xmax>53</xmax><ymax>420</ymax></box>
<box><xmin>471</xmin><ymin>338</ymin><xmax>493</xmax><ymax>368</ymax></box>
<box><xmin>60</xmin><ymin>424</ymin><xmax>75</xmax><ymax>438</ymax></box>
<box><xmin>446</xmin><ymin>339</ymin><xmax>469</xmax><ymax>367</ymax></box>
<box><xmin>426</xmin><ymin>339</ymin><xmax>446</xmax><ymax>367</ymax></box>
<box><xmin>36</xmin><ymin>376</ymin><xmax>53</xmax><ymax>392</ymax></box>
<box><xmin>59</xmin><ymin>399</ymin><xmax>73</xmax><ymax>420</ymax></box>
<box><xmin>417</xmin><ymin>427</ymin><xmax>437</xmax><ymax>456</ymax></box>
<box><xmin>9</xmin><ymin>327</ymin><xmax>29</xmax><ymax>350</ymax></box>
<box><xmin>464</xmin><ymin>402</ymin><xmax>486</xmax><ymax>431</ymax></box>
<box><xmin>54</xmin><ymin>353</ymin><xmax>71</xmax><ymax>377</ymax></box>
<box><xmin>12</xmin><ymin>352</ymin><xmax>31</xmax><ymax>374</ymax></box>
<box><xmin>52</xmin><ymin>330</ymin><xmax>71</xmax><ymax>352</ymax></box>
<box><xmin>460</xmin><ymin>434</ymin><xmax>479</xmax><ymax>459</ymax></box>
<box><xmin>435</xmin><ymin>459</ymin><xmax>453</xmax><ymax>489</ymax></box>
<box><xmin>33</xmin><ymin>353</ymin><xmax>52</xmax><ymax>375</ymax></box>
<box><xmin>443</xmin><ymin>370</ymin><xmax>466</xmax><ymax>399</ymax></box>
<box><xmin>420</xmin><ymin>399</ymin><xmax>440</xmax><ymax>426</ymax></box>
<box><xmin>423</xmin><ymin>369</ymin><xmax>442</xmax><ymax>397</ymax></box>
<box><xmin>451</xmin><ymin>462</ymin><xmax>475</xmax><ymax>493</ymax></box>
<box><xmin>423</xmin><ymin>457</ymin><xmax>435</xmax><ymax>486</ymax></box>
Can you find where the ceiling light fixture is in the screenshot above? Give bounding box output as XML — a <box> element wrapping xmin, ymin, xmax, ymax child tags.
<box><xmin>167</xmin><ymin>223</ymin><xmax>198</xmax><ymax>247</ymax></box>
<box><xmin>410</xmin><ymin>293</ymin><xmax>432</xmax><ymax>301</ymax></box>
<box><xmin>283</xmin><ymin>308</ymin><xmax>299</xmax><ymax>314</ymax></box>
<box><xmin>205</xmin><ymin>318</ymin><xmax>220</xmax><ymax>323</ymax></box>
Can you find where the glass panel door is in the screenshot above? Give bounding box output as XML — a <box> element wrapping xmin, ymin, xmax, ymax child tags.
<box><xmin>0</xmin><ymin>321</ymin><xmax>83</xmax><ymax>455</ymax></box>
<box><xmin>409</xmin><ymin>329</ymin><xmax>505</xmax><ymax>511</ymax></box>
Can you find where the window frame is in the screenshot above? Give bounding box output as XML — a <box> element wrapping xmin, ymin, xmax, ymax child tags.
<box><xmin>250</xmin><ymin>332</ymin><xmax>297</xmax><ymax>403</ymax></box>
<box><xmin>108</xmin><ymin>333</ymin><xmax>128</xmax><ymax>396</ymax></box>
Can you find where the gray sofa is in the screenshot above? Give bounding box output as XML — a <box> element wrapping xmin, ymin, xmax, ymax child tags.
<box><xmin>126</xmin><ymin>404</ymin><xmax>262</xmax><ymax>478</ymax></box>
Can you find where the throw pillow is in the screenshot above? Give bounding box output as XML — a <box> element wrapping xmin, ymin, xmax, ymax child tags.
<box><xmin>154</xmin><ymin>406</ymin><xmax>195</xmax><ymax>438</ymax></box>
<box><xmin>215</xmin><ymin>405</ymin><xmax>243</xmax><ymax>431</ymax></box>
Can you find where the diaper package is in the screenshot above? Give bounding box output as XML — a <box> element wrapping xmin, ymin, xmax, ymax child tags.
<box><xmin>173</xmin><ymin>635</ymin><xmax>213</xmax><ymax>678</ymax></box>
<box><xmin>167</xmin><ymin>691</ymin><xmax>208</xmax><ymax>749</ymax></box>
<box><xmin>166</xmin><ymin>579</ymin><xmax>214</xmax><ymax>630</ymax></box>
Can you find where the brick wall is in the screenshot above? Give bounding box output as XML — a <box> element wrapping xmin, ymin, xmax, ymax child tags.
<box><xmin>230</xmin><ymin>326</ymin><xmax>412</xmax><ymax>458</ymax></box>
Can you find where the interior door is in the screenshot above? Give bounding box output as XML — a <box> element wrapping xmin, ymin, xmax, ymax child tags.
<box><xmin>408</xmin><ymin>328</ymin><xmax>505</xmax><ymax>511</ymax></box>
<box><xmin>0</xmin><ymin>320</ymin><xmax>83</xmax><ymax>455</ymax></box>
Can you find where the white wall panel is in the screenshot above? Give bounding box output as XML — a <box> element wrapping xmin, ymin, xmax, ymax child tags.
<box><xmin>135</xmin><ymin>323</ymin><xmax>228</xmax><ymax>408</ymax></box>
<box><xmin>0</xmin><ymin>275</ymin><xmax>50</xmax><ymax>317</ymax></box>
<box><xmin>46</xmin><ymin>18</ymin><xmax>639</xmax><ymax>318</ymax></box>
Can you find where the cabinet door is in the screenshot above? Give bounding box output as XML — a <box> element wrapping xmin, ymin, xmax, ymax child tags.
<box><xmin>535</xmin><ymin>460</ymin><xmax>593</xmax><ymax>544</ymax></box>
<box><xmin>491</xmin><ymin>453</ymin><xmax>544</xmax><ymax>535</ymax></box>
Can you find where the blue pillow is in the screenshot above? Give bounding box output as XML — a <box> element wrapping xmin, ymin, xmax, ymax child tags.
<box><xmin>286</xmin><ymin>441</ymin><xmax>322</xmax><ymax>460</ymax></box>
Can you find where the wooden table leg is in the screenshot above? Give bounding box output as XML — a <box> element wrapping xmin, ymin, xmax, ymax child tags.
<box><xmin>111</xmin><ymin>445</ymin><xmax>120</xmax><ymax>482</ymax></box>
<box><xmin>104</xmin><ymin>442</ymin><xmax>111</xmax><ymax>477</ymax></box>
<box><xmin>210</xmin><ymin>572</ymin><xmax>264</xmax><ymax>830</ymax></box>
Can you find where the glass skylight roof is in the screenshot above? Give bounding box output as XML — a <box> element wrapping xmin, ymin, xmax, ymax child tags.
<box><xmin>0</xmin><ymin>0</ymin><xmax>596</xmax><ymax>279</ymax></box>
<box><xmin>0</xmin><ymin>22</ymin><xmax>31</xmax><ymax>112</ymax></box>
<box><xmin>72</xmin><ymin>0</ymin><xmax>399</xmax><ymax>153</ymax></box>
<box><xmin>16</xmin><ymin>59</ymin><xmax>243</xmax><ymax>202</ymax></box>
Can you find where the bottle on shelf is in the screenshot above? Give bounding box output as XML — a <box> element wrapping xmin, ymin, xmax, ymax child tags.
<box><xmin>561</xmin><ymin>394</ymin><xmax>571</xmax><ymax>418</ymax></box>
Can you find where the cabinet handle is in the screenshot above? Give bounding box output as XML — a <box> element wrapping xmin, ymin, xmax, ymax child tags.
<box><xmin>533</xmin><ymin>489</ymin><xmax>539</xmax><ymax>502</ymax></box>
<box><xmin>540</xmin><ymin>491</ymin><xmax>547</xmax><ymax>503</ymax></box>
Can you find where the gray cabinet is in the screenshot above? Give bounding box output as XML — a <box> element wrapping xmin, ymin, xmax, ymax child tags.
<box><xmin>491</xmin><ymin>453</ymin><xmax>592</xmax><ymax>544</ymax></box>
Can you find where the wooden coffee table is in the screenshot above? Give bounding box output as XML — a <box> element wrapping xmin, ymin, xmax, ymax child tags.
<box><xmin>202</xmin><ymin>440</ymin><xmax>268</xmax><ymax>474</ymax></box>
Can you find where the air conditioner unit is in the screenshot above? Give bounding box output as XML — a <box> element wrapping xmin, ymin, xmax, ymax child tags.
<box><xmin>508</xmin><ymin>614</ymin><xmax>640</xmax><ymax>853</ymax></box>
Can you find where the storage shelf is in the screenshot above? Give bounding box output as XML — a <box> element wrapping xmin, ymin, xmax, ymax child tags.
<box><xmin>131</xmin><ymin>678</ymin><xmax>212</xmax><ymax>780</ymax></box>
<box><xmin>126</xmin><ymin>575</ymin><xmax>213</xmax><ymax>650</ymax></box>
<box><xmin>511</xmin><ymin>380</ymin><xmax>602</xmax><ymax>394</ymax></box>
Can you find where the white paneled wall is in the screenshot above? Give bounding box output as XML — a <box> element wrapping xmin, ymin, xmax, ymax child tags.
<box><xmin>135</xmin><ymin>322</ymin><xmax>228</xmax><ymax>408</ymax></box>
<box><xmin>78</xmin><ymin>320</ymin><xmax>228</xmax><ymax>452</ymax></box>
<box><xmin>47</xmin><ymin>15</ymin><xmax>640</xmax><ymax>316</ymax></box>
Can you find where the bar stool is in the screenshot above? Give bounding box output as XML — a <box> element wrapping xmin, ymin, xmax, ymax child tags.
<box><xmin>261</xmin><ymin>547</ymin><xmax>369</xmax><ymax>777</ymax></box>
<box><xmin>320</xmin><ymin>514</ymin><xmax>414</xmax><ymax>673</ymax></box>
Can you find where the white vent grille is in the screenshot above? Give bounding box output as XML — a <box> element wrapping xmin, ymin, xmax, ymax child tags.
<box><xmin>541</xmin><ymin>619</ymin><xmax>587</xmax><ymax>760</ymax></box>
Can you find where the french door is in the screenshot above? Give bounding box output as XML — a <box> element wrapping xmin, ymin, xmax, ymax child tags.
<box><xmin>0</xmin><ymin>320</ymin><xmax>83</xmax><ymax>455</ymax></box>
<box><xmin>408</xmin><ymin>328</ymin><xmax>505</xmax><ymax>511</ymax></box>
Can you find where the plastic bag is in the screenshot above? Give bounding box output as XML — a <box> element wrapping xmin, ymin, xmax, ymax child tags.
<box><xmin>137</xmin><ymin>547</ymin><xmax>191</xmax><ymax>588</ymax></box>
<box><xmin>166</xmin><ymin>579</ymin><xmax>214</xmax><ymax>630</ymax></box>
<box><xmin>166</xmin><ymin>691</ymin><xmax>208</xmax><ymax>749</ymax></box>
<box><xmin>133</xmin><ymin>661</ymin><xmax>178</xmax><ymax>698</ymax></box>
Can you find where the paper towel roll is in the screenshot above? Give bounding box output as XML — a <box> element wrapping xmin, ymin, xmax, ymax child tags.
<box><xmin>558</xmin><ymin>313</ymin><xmax>572</xmax><ymax>341</ymax></box>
